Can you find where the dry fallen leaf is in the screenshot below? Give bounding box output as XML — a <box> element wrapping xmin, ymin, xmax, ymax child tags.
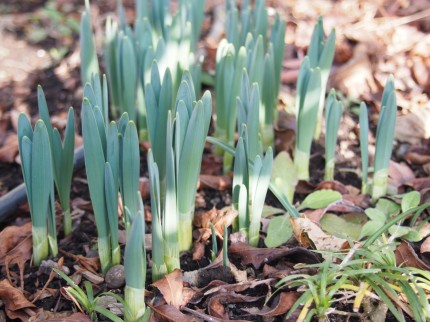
<box><xmin>242</xmin><ymin>291</ymin><xmax>299</xmax><ymax>317</ymax></box>
<box><xmin>0</xmin><ymin>222</ymin><xmax>32</xmax><ymax>266</ymax></box>
<box><xmin>395</xmin><ymin>107</ymin><xmax>430</xmax><ymax>144</ymax></box>
<box><xmin>192</xmin><ymin>207</ymin><xmax>237</xmax><ymax>260</ymax></box>
<box><xmin>330</xmin><ymin>43</ymin><xmax>378</xmax><ymax>99</ymax></box>
<box><xmin>421</xmin><ymin>236</ymin><xmax>430</xmax><ymax>256</ymax></box>
<box><xmin>198</xmin><ymin>174</ymin><xmax>231</xmax><ymax>190</ymax></box>
<box><xmin>404</xmin><ymin>150</ymin><xmax>430</xmax><ymax>166</ymax></box>
<box><xmin>291</xmin><ymin>217</ymin><xmax>349</xmax><ymax>252</ymax></box>
<box><xmin>0</xmin><ymin>279</ymin><xmax>40</xmax><ymax>321</ymax></box>
<box><xmin>229</xmin><ymin>242</ymin><xmax>320</xmax><ymax>269</ymax></box>
<box><xmin>316</xmin><ymin>180</ymin><xmax>349</xmax><ymax>195</ymax></box>
<box><xmin>208</xmin><ymin>291</ymin><xmax>262</xmax><ymax>319</ymax></box>
<box><xmin>151</xmin><ymin>269</ymin><xmax>184</xmax><ymax>308</ymax></box>
<box><xmin>149</xmin><ymin>304</ymin><xmax>200</xmax><ymax>322</ymax></box>
<box><xmin>396</xmin><ymin>241</ymin><xmax>430</xmax><ymax>270</ymax></box>
<box><xmin>58</xmin><ymin>249</ymin><xmax>100</xmax><ymax>273</ymax></box>
<box><xmin>388</xmin><ymin>161</ymin><xmax>415</xmax><ymax>189</ymax></box>
<box><xmin>403</xmin><ymin>177</ymin><xmax>430</xmax><ymax>192</ymax></box>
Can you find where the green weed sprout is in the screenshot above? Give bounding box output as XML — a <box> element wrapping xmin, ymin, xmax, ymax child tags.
<box><xmin>18</xmin><ymin>116</ymin><xmax>58</xmax><ymax>266</ymax></box>
<box><xmin>307</xmin><ymin>16</ymin><xmax>336</xmax><ymax>140</ymax></box>
<box><xmin>359</xmin><ymin>102</ymin><xmax>369</xmax><ymax>194</ymax></box>
<box><xmin>233</xmin><ymin>125</ymin><xmax>273</xmax><ymax>246</ymax></box>
<box><xmin>209</xmin><ymin>223</ymin><xmax>218</xmax><ymax>262</ymax></box>
<box><xmin>372</xmin><ymin>76</ymin><xmax>397</xmax><ymax>202</ymax></box>
<box><xmin>324</xmin><ymin>89</ymin><xmax>343</xmax><ymax>180</ymax></box>
<box><xmin>124</xmin><ymin>211</ymin><xmax>148</xmax><ymax>322</ymax></box>
<box><xmin>80</xmin><ymin>0</ymin><xmax>99</xmax><ymax>85</ymax></box>
<box><xmin>277</xmin><ymin>203</ymin><xmax>430</xmax><ymax>322</ymax></box>
<box><xmin>54</xmin><ymin>268</ymin><xmax>124</xmax><ymax>322</ymax></box>
<box><xmin>37</xmin><ymin>86</ymin><xmax>75</xmax><ymax>236</ymax></box>
<box><xmin>215</xmin><ymin>40</ymin><xmax>246</xmax><ymax>173</ymax></box>
<box><xmin>223</xmin><ymin>225</ymin><xmax>229</xmax><ymax>267</ymax></box>
<box><xmin>294</xmin><ymin>57</ymin><xmax>322</xmax><ymax>180</ymax></box>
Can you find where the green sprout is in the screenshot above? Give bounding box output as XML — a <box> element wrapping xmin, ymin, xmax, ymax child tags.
<box><xmin>18</xmin><ymin>116</ymin><xmax>58</xmax><ymax>265</ymax></box>
<box><xmin>100</xmin><ymin>0</ymin><xmax>204</xmax><ymax>138</ymax></box>
<box><xmin>148</xmin><ymin>114</ymin><xmax>179</xmax><ymax>281</ymax></box>
<box><xmin>225</xmin><ymin>0</ymin><xmax>285</xmax><ymax>149</ymax></box>
<box><xmin>324</xmin><ymin>89</ymin><xmax>343</xmax><ymax>180</ymax></box>
<box><xmin>372</xmin><ymin>76</ymin><xmax>397</xmax><ymax>202</ymax></box>
<box><xmin>359</xmin><ymin>102</ymin><xmax>369</xmax><ymax>195</ymax></box>
<box><xmin>294</xmin><ymin>57</ymin><xmax>322</xmax><ymax>180</ymax></box>
<box><xmin>82</xmin><ymin>75</ymin><xmax>140</xmax><ymax>273</ymax></box>
<box><xmin>233</xmin><ymin>125</ymin><xmax>273</xmax><ymax>246</ymax></box>
<box><xmin>237</xmin><ymin>70</ymin><xmax>263</xmax><ymax>162</ymax></box>
<box><xmin>124</xmin><ymin>211</ymin><xmax>148</xmax><ymax>322</ymax></box>
<box><xmin>214</xmin><ymin>40</ymin><xmax>246</xmax><ymax>173</ymax></box>
<box><xmin>307</xmin><ymin>16</ymin><xmax>336</xmax><ymax>140</ymax></box>
<box><xmin>37</xmin><ymin>85</ymin><xmax>75</xmax><ymax>236</ymax></box>
<box><xmin>80</xmin><ymin>0</ymin><xmax>99</xmax><ymax>85</ymax></box>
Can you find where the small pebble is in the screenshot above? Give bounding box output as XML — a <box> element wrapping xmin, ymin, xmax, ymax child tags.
<box><xmin>105</xmin><ymin>265</ymin><xmax>125</xmax><ymax>289</ymax></box>
<box><xmin>40</xmin><ymin>260</ymin><xmax>70</xmax><ymax>276</ymax></box>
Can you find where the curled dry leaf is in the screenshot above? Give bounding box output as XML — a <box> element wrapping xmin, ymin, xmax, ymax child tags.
<box><xmin>150</xmin><ymin>303</ymin><xmax>201</xmax><ymax>322</ymax></box>
<box><xmin>403</xmin><ymin>177</ymin><xmax>430</xmax><ymax>192</ymax></box>
<box><xmin>388</xmin><ymin>161</ymin><xmax>415</xmax><ymax>189</ymax></box>
<box><xmin>420</xmin><ymin>236</ymin><xmax>430</xmax><ymax>256</ymax></box>
<box><xmin>0</xmin><ymin>279</ymin><xmax>40</xmax><ymax>321</ymax></box>
<box><xmin>151</xmin><ymin>269</ymin><xmax>184</xmax><ymax>308</ymax></box>
<box><xmin>303</xmin><ymin>199</ymin><xmax>364</xmax><ymax>224</ymax></box>
<box><xmin>395</xmin><ymin>107</ymin><xmax>430</xmax><ymax>145</ymax></box>
<box><xmin>0</xmin><ymin>222</ymin><xmax>32</xmax><ymax>266</ymax></box>
<box><xmin>242</xmin><ymin>291</ymin><xmax>299</xmax><ymax>317</ymax></box>
<box><xmin>330</xmin><ymin>43</ymin><xmax>378</xmax><ymax>99</ymax></box>
<box><xmin>404</xmin><ymin>150</ymin><xmax>430</xmax><ymax>166</ymax></box>
<box><xmin>229</xmin><ymin>242</ymin><xmax>320</xmax><ymax>269</ymax></box>
<box><xmin>208</xmin><ymin>291</ymin><xmax>262</xmax><ymax>319</ymax></box>
<box><xmin>58</xmin><ymin>249</ymin><xmax>100</xmax><ymax>273</ymax></box>
<box><xmin>395</xmin><ymin>241</ymin><xmax>430</xmax><ymax>270</ymax></box>
<box><xmin>198</xmin><ymin>174</ymin><xmax>232</xmax><ymax>190</ymax></box>
<box><xmin>316</xmin><ymin>180</ymin><xmax>349</xmax><ymax>195</ymax></box>
<box><xmin>204</xmin><ymin>279</ymin><xmax>274</xmax><ymax>298</ymax></box>
<box><xmin>343</xmin><ymin>194</ymin><xmax>371</xmax><ymax>208</ymax></box>
<box><xmin>291</xmin><ymin>217</ymin><xmax>349</xmax><ymax>252</ymax></box>
<box><xmin>192</xmin><ymin>207</ymin><xmax>237</xmax><ymax>260</ymax></box>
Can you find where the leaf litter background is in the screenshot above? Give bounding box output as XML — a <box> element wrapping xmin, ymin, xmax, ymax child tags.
<box><xmin>1</xmin><ymin>0</ymin><xmax>430</xmax><ymax>321</ymax></box>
